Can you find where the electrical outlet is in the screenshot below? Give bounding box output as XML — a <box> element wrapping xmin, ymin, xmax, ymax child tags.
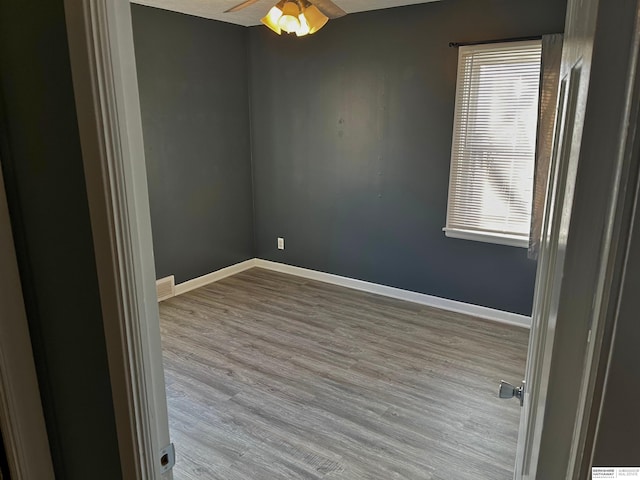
<box><xmin>277</xmin><ymin>237</ymin><xmax>285</xmax><ymax>250</ymax></box>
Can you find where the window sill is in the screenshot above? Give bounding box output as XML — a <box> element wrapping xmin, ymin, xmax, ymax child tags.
<box><xmin>443</xmin><ymin>228</ymin><xmax>529</xmax><ymax>248</ymax></box>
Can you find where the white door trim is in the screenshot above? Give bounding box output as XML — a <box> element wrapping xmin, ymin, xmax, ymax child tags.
<box><xmin>64</xmin><ymin>1</ymin><xmax>171</xmax><ymax>478</ymax></box>
<box><xmin>0</xmin><ymin>158</ymin><xmax>55</xmax><ymax>478</ymax></box>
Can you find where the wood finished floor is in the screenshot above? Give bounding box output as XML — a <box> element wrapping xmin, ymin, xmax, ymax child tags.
<box><xmin>159</xmin><ymin>268</ymin><xmax>529</xmax><ymax>480</ymax></box>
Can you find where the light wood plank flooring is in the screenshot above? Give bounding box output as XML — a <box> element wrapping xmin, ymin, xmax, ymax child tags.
<box><xmin>159</xmin><ymin>268</ymin><xmax>529</xmax><ymax>480</ymax></box>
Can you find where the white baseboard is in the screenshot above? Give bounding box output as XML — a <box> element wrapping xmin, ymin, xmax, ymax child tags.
<box><xmin>163</xmin><ymin>258</ymin><xmax>531</xmax><ymax>329</ymax></box>
<box><xmin>172</xmin><ymin>259</ymin><xmax>256</xmax><ymax>296</ymax></box>
<box><xmin>156</xmin><ymin>275</ymin><xmax>175</xmax><ymax>301</ymax></box>
<box><xmin>254</xmin><ymin>259</ymin><xmax>531</xmax><ymax>329</ymax></box>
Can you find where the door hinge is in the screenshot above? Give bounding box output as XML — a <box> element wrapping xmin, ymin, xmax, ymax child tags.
<box><xmin>159</xmin><ymin>443</ymin><xmax>175</xmax><ymax>474</ymax></box>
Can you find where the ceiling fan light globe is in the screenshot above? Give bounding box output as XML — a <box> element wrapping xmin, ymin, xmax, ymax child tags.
<box><xmin>303</xmin><ymin>4</ymin><xmax>328</xmax><ymax>34</ymax></box>
<box><xmin>296</xmin><ymin>13</ymin><xmax>310</xmax><ymax>36</ymax></box>
<box><xmin>278</xmin><ymin>15</ymin><xmax>300</xmax><ymax>33</ymax></box>
<box><xmin>278</xmin><ymin>1</ymin><xmax>301</xmax><ymax>33</ymax></box>
<box><xmin>261</xmin><ymin>6</ymin><xmax>283</xmax><ymax>34</ymax></box>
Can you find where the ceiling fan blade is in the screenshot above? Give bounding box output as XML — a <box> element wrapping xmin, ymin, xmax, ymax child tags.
<box><xmin>224</xmin><ymin>0</ymin><xmax>261</xmax><ymax>13</ymax></box>
<box><xmin>308</xmin><ymin>0</ymin><xmax>346</xmax><ymax>19</ymax></box>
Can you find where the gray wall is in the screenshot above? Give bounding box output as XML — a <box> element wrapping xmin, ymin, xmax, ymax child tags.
<box><xmin>0</xmin><ymin>1</ymin><xmax>121</xmax><ymax>478</ymax></box>
<box><xmin>249</xmin><ymin>0</ymin><xmax>567</xmax><ymax>316</ymax></box>
<box><xmin>131</xmin><ymin>5</ymin><xmax>254</xmax><ymax>284</ymax></box>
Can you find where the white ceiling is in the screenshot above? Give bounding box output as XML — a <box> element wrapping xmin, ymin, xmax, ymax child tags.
<box><xmin>130</xmin><ymin>0</ymin><xmax>440</xmax><ymax>27</ymax></box>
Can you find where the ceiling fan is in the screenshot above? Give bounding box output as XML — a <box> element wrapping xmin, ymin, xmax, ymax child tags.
<box><xmin>225</xmin><ymin>0</ymin><xmax>347</xmax><ymax>36</ymax></box>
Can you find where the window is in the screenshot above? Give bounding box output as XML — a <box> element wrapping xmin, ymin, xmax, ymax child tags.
<box><xmin>445</xmin><ymin>40</ymin><xmax>542</xmax><ymax>248</ymax></box>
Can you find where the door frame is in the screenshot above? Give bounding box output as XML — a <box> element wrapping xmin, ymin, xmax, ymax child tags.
<box><xmin>61</xmin><ymin>1</ymin><xmax>639</xmax><ymax>479</ymax></box>
<box><xmin>0</xmin><ymin>156</ymin><xmax>55</xmax><ymax>478</ymax></box>
<box><xmin>64</xmin><ymin>1</ymin><xmax>171</xmax><ymax>478</ymax></box>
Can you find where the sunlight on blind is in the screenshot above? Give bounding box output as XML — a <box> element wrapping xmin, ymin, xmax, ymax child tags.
<box><xmin>445</xmin><ymin>40</ymin><xmax>542</xmax><ymax>246</ymax></box>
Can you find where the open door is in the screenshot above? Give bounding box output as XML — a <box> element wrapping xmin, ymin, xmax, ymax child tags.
<box><xmin>509</xmin><ymin>0</ymin><xmax>640</xmax><ymax>478</ymax></box>
<box><xmin>512</xmin><ymin>63</ymin><xmax>581</xmax><ymax>480</ymax></box>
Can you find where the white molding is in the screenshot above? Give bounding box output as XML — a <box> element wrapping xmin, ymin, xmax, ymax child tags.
<box><xmin>166</xmin><ymin>258</ymin><xmax>530</xmax><ymax>328</ymax></box>
<box><xmin>156</xmin><ymin>276</ymin><xmax>175</xmax><ymax>301</ymax></box>
<box><xmin>254</xmin><ymin>260</ymin><xmax>532</xmax><ymax>328</ymax></box>
<box><xmin>65</xmin><ymin>1</ymin><xmax>171</xmax><ymax>479</ymax></box>
<box><xmin>443</xmin><ymin>227</ymin><xmax>529</xmax><ymax>248</ymax></box>
<box><xmin>0</xmin><ymin>156</ymin><xmax>55</xmax><ymax>479</ymax></box>
<box><xmin>173</xmin><ymin>259</ymin><xmax>257</xmax><ymax>296</ymax></box>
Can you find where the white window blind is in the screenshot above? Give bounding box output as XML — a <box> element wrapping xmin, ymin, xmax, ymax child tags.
<box><xmin>445</xmin><ymin>40</ymin><xmax>542</xmax><ymax>248</ymax></box>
